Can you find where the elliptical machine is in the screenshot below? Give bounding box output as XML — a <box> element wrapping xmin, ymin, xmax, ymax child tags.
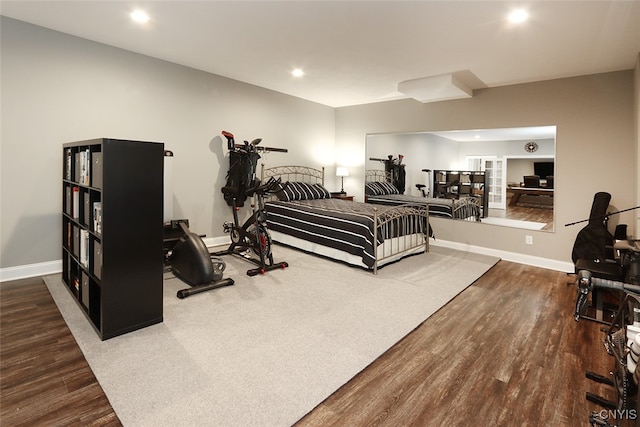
<box><xmin>164</xmin><ymin>149</ymin><xmax>234</xmax><ymax>299</ymax></box>
<box><xmin>169</xmin><ymin>220</ymin><xmax>235</xmax><ymax>299</ymax></box>
<box><xmin>211</xmin><ymin>131</ymin><xmax>288</xmax><ymax>276</ymax></box>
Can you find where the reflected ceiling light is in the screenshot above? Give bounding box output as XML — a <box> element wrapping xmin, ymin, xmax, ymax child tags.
<box><xmin>292</xmin><ymin>68</ymin><xmax>304</xmax><ymax>77</ymax></box>
<box><xmin>508</xmin><ymin>8</ymin><xmax>529</xmax><ymax>24</ymax></box>
<box><xmin>130</xmin><ymin>9</ymin><xmax>150</xmax><ymax>24</ymax></box>
<box><xmin>398</xmin><ymin>73</ymin><xmax>473</xmax><ymax>103</ymax></box>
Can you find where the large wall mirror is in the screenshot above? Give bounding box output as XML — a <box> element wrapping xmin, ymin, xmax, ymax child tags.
<box><xmin>365</xmin><ymin>126</ymin><xmax>556</xmax><ymax>232</ymax></box>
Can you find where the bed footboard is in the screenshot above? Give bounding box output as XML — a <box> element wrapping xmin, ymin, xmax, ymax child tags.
<box><xmin>372</xmin><ymin>203</ymin><xmax>429</xmax><ymax>274</ymax></box>
<box><xmin>453</xmin><ymin>197</ymin><xmax>483</xmax><ymax>221</ymax></box>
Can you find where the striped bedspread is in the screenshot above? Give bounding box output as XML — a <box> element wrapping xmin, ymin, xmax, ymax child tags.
<box><xmin>265</xmin><ymin>198</ymin><xmax>426</xmax><ymax>268</ymax></box>
<box><xmin>366</xmin><ymin>194</ymin><xmax>480</xmax><ymax>220</ymax></box>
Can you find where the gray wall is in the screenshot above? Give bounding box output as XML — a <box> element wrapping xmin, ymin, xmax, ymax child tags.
<box><xmin>1</xmin><ymin>17</ymin><xmax>638</xmax><ymax>272</ymax></box>
<box><xmin>0</xmin><ymin>17</ymin><xmax>335</xmax><ymax>269</ymax></box>
<box><xmin>335</xmin><ymin>72</ymin><xmax>637</xmax><ymax>265</ymax></box>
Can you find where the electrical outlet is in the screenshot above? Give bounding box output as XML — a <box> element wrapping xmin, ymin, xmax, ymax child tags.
<box><xmin>525</xmin><ymin>235</ymin><xmax>533</xmax><ymax>245</ymax></box>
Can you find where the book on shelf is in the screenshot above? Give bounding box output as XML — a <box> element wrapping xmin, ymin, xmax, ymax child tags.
<box><xmin>65</xmin><ymin>148</ymin><xmax>72</xmax><ymax>180</ymax></box>
<box><xmin>73</xmin><ymin>225</ymin><xmax>80</xmax><ymax>257</ymax></box>
<box><xmin>79</xmin><ymin>149</ymin><xmax>90</xmax><ymax>186</ymax></box>
<box><xmin>83</xmin><ymin>191</ymin><xmax>90</xmax><ymax>226</ymax></box>
<box><xmin>75</xmin><ymin>153</ymin><xmax>81</xmax><ymax>184</ymax></box>
<box><xmin>91</xmin><ymin>151</ymin><xmax>102</xmax><ymax>188</ymax></box>
<box><xmin>80</xmin><ymin>229</ymin><xmax>89</xmax><ymax>267</ymax></box>
<box><xmin>65</xmin><ymin>186</ymin><xmax>72</xmax><ymax>215</ymax></box>
<box><xmin>93</xmin><ymin>202</ymin><xmax>102</xmax><ymax>234</ymax></box>
<box><xmin>72</xmin><ymin>186</ymin><xmax>79</xmax><ymax>219</ymax></box>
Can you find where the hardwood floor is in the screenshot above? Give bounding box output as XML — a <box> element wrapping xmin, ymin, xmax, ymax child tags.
<box><xmin>0</xmin><ymin>262</ymin><xmax>630</xmax><ymax>426</ymax></box>
<box><xmin>489</xmin><ymin>202</ymin><xmax>554</xmax><ymax>231</ymax></box>
<box><xmin>295</xmin><ymin>262</ymin><xmax>628</xmax><ymax>426</ymax></box>
<box><xmin>0</xmin><ymin>278</ymin><xmax>121</xmax><ymax>426</ymax></box>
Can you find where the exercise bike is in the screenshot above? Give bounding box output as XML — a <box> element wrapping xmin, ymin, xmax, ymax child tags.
<box><xmin>416</xmin><ymin>168</ymin><xmax>432</xmax><ymax>197</ymax></box>
<box><xmin>211</xmin><ymin>131</ymin><xmax>288</xmax><ymax>276</ymax></box>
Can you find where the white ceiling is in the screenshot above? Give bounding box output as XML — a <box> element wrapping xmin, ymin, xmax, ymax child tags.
<box><xmin>1</xmin><ymin>1</ymin><xmax>639</xmax><ymax>108</ymax></box>
<box><xmin>428</xmin><ymin>125</ymin><xmax>556</xmax><ymax>142</ymax></box>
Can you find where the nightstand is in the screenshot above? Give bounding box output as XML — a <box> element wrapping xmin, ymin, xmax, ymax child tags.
<box><xmin>330</xmin><ymin>193</ymin><xmax>354</xmax><ymax>201</ymax></box>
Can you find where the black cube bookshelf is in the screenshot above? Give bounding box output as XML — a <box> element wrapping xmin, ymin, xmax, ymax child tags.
<box><xmin>62</xmin><ymin>138</ymin><xmax>164</xmax><ymax>340</ymax></box>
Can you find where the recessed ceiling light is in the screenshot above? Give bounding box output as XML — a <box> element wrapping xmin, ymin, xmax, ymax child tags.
<box><xmin>507</xmin><ymin>8</ymin><xmax>529</xmax><ymax>24</ymax></box>
<box><xmin>292</xmin><ymin>68</ymin><xmax>304</xmax><ymax>77</ymax></box>
<box><xmin>130</xmin><ymin>10</ymin><xmax>150</xmax><ymax>24</ymax></box>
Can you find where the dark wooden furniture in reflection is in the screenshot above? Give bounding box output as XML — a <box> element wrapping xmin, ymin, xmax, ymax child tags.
<box><xmin>508</xmin><ymin>186</ymin><xmax>554</xmax><ymax>207</ymax></box>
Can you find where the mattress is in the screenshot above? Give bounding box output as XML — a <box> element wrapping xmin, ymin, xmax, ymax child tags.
<box><xmin>265</xmin><ymin>198</ymin><xmax>426</xmax><ymax>269</ymax></box>
<box><xmin>366</xmin><ymin>194</ymin><xmax>479</xmax><ymax>220</ymax></box>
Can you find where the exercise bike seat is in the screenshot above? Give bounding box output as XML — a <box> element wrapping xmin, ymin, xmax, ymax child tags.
<box><xmin>416</xmin><ymin>184</ymin><xmax>426</xmax><ymax>190</ymax></box>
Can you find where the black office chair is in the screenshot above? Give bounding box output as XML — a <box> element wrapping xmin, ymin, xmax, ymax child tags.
<box><xmin>523</xmin><ymin>175</ymin><xmax>540</xmax><ymax>188</ymax></box>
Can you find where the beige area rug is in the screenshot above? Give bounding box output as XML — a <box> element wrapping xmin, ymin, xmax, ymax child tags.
<box><xmin>44</xmin><ymin>245</ymin><xmax>499</xmax><ymax>427</ymax></box>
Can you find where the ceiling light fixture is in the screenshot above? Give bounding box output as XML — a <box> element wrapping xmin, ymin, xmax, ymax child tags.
<box><xmin>130</xmin><ymin>9</ymin><xmax>150</xmax><ymax>24</ymax></box>
<box><xmin>292</xmin><ymin>68</ymin><xmax>304</xmax><ymax>77</ymax></box>
<box><xmin>508</xmin><ymin>8</ymin><xmax>529</xmax><ymax>24</ymax></box>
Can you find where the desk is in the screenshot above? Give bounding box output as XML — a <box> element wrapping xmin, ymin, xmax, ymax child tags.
<box><xmin>508</xmin><ymin>187</ymin><xmax>554</xmax><ymax>207</ymax></box>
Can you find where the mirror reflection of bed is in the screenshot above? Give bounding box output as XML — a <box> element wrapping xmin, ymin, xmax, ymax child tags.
<box><xmin>365</xmin><ymin>126</ymin><xmax>556</xmax><ymax>232</ymax></box>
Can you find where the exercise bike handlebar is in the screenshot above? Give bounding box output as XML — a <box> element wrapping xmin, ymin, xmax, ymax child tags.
<box><xmin>257</xmin><ymin>176</ymin><xmax>285</xmax><ymax>195</ymax></box>
<box><xmin>221</xmin><ymin>130</ymin><xmax>288</xmax><ymax>153</ymax></box>
<box><xmin>574</xmin><ymin>269</ymin><xmax>640</xmax><ymax>321</ymax></box>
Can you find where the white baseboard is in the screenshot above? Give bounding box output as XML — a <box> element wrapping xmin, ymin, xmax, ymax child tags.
<box><xmin>203</xmin><ymin>236</ymin><xmax>230</xmax><ymax>249</ymax></box>
<box><xmin>0</xmin><ymin>236</ymin><xmax>231</xmax><ymax>283</ymax></box>
<box><xmin>0</xmin><ymin>260</ymin><xmax>63</xmax><ymax>282</ymax></box>
<box><xmin>430</xmin><ymin>239</ymin><xmax>574</xmax><ymax>273</ymax></box>
<box><xmin>0</xmin><ymin>237</ymin><xmax>573</xmax><ymax>283</ymax></box>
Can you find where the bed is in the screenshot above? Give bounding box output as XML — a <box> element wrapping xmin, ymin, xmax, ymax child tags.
<box><xmin>261</xmin><ymin>165</ymin><xmax>430</xmax><ymax>273</ymax></box>
<box><xmin>364</xmin><ymin>169</ymin><xmax>483</xmax><ymax>221</ymax></box>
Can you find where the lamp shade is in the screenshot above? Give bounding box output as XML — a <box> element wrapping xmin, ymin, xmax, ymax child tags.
<box><xmin>336</xmin><ymin>167</ymin><xmax>349</xmax><ymax>177</ymax></box>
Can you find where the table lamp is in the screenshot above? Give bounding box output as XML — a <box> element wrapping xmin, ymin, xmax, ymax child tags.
<box><xmin>336</xmin><ymin>167</ymin><xmax>349</xmax><ymax>194</ymax></box>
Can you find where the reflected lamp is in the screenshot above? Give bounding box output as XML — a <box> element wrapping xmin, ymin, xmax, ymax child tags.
<box><xmin>336</xmin><ymin>167</ymin><xmax>349</xmax><ymax>194</ymax></box>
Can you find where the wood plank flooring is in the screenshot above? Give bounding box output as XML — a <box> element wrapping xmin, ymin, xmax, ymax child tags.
<box><xmin>0</xmin><ymin>262</ymin><xmax>628</xmax><ymax>426</ymax></box>
<box><xmin>295</xmin><ymin>262</ymin><xmax>624</xmax><ymax>426</ymax></box>
<box><xmin>488</xmin><ymin>203</ymin><xmax>554</xmax><ymax>231</ymax></box>
<box><xmin>0</xmin><ymin>278</ymin><xmax>121</xmax><ymax>426</ymax></box>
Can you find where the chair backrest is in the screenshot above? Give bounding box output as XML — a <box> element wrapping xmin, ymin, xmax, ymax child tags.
<box><xmin>545</xmin><ymin>175</ymin><xmax>554</xmax><ymax>189</ymax></box>
<box><xmin>523</xmin><ymin>175</ymin><xmax>540</xmax><ymax>188</ymax></box>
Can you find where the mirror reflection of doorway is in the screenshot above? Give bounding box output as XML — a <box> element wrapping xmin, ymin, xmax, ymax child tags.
<box><xmin>468</xmin><ymin>157</ymin><xmax>506</xmax><ymax>210</ymax></box>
